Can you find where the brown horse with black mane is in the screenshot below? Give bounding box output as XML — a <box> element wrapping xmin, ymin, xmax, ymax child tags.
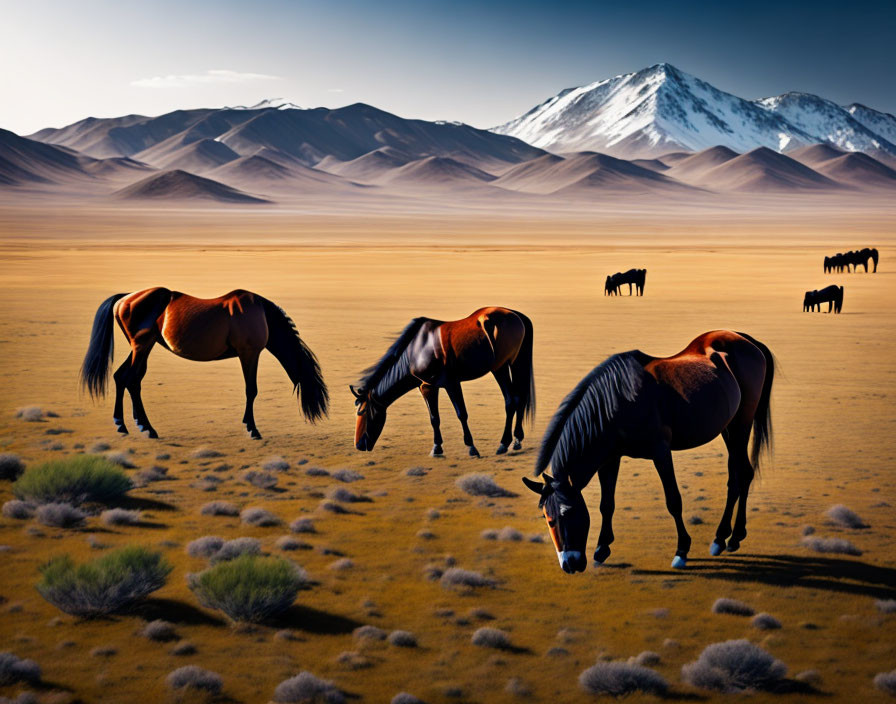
<box><xmin>81</xmin><ymin>288</ymin><xmax>328</xmax><ymax>439</ymax></box>
<box><xmin>352</xmin><ymin>307</ymin><xmax>534</xmax><ymax>457</ymax></box>
<box><xmin>524</xmin><ymin>330</ymin><xmax>773</xmax><ymax>573</ymax></box>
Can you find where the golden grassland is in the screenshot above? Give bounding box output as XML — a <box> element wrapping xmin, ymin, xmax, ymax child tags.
<box><xmin>0</xmin><ymin>205</ymin><xmax>895</xmax><ymax>703</ymax></box>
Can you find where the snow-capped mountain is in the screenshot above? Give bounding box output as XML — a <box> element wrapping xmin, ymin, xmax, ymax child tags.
<box><xmin>493</xmin><ymin>64</ymin><xmax>896</xmax><ymax>159</ymax></box>
<box><xmin>846</xmin><ymin>104</ymin><xmax>896</xmax><ymax>149</ymax></box>
<box><xmin>227</xmin><ymin>98</ymin><xmax>304</xmax><ymax>110</ymax></box>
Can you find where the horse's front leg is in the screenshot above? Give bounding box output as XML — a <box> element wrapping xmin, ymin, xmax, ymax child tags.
<box><xmin>492</xmin><ymin>366</ymin><xmax>514</xmax><ymax>454</ymax></box>
<box><xmin>238</xmin><ymin>349</ymin><xmax>262</xmax><ymax>439</ymax></box>
<box><xmin>445</xmin><ymin>380</ymin><xmax>478</xmax><ymax>457</ymax></box>
<box><xmin>653</xmin><ymin>447</ymin><xmax>691</xmax><ymax>568</ymax></box>
<box><xmin>419</xmin><ymin>383</ymin><xmax>443</xmax><ymax>456</ymax></box>
<box><xmin>594</xmin><ymin>457</ymin><xmax>620</xmax><ymax>566</ymax></box>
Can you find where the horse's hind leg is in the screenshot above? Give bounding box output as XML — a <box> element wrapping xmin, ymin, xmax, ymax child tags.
<box><xmin>653</xmin><ymin>447</ymin><xmax>691</xmax><ymax>568</ymax></box>
<box><xmin>126</xmin><ymin>337</ymin><xmax>158</xmax><ymax>438</ymax></box>
<box><xmin>445</xmin><ymin>380</ymin><xmax>479</xmax><ymax>457</ymax></box>
<box><xmin>238</xmin><ymin>349</ymin><xmax>262</xmax><ymax>439</ymax></box>
<box><xmin>716</xmin><ymin>425</ymin><xmax>753</xmax><ymax>553</ymax></box>
<box><xmin>419</xmin><ymin>383</ymin><xmax>443</xmax><ymax>456</ymax></box>
<box><xmin>492</xmin><ymin>365</ymin><xmax>514</xmax><ymax>454</ymax></box>
<box><xmin>112</xmin><ymin>357</ymin><xmax>132</xmax><ymax>434</ymax></box>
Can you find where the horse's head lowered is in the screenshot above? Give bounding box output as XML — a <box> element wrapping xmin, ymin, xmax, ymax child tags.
<box><xmin>350</xmin><ymin>385</ymin><xmax>387</xmax><ymax>451</ymax></box>
<box><xmin>523</xmin><ymin>475</ymin><xmax>589</xmax><ymax>573</ymax></box>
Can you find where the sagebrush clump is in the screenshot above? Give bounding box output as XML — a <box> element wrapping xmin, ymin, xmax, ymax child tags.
<box><xmin>166</xmin><ymin>665</ymin><xmax>223</xmax><ymax>694</ymax></box>
<box><xmin>35</xmin><ymin>502</ymin><xmax>87</xmax><ymax>528</ymax></box>
<box><xmin>681</xmin><ymin>639</ymin><xmax>788</xmax><ymax>692</ymax></box>
<box><xmin>456</xmin><ymin>473</ymin><xmax>517</xmax><ymax>498</ymax></box>
<box><xmin>273</xmin><ymin>671</ymin><xmax>344</xmax><ymax>703</ymax></box>
<box><xmin>0</xmin><ymin>652</ymin><xmax>42</xmax><ymax>685</ymax></box>
<box><xmin>36</xmin><ymin>546</ymin><xmax>172</xmax><ymax>617</ymax></box>
<box><xmin>188</xmin><ymin>554</ymin><xmax>307</xmax><ymax>623</ymax></box>
<box><xmin>0</xmin><ymin>454</ymin><xmax>25</xmax><ymax>481</ymax></box>
<box><xmin>579</xmin><ymin>662</ymin><xmax>668</xmax><ymax>696</ymax></box>
<box><xmin>13</xmin><ymin>455</ymin><xmax>132</xmax><ymax>505</ymax></box>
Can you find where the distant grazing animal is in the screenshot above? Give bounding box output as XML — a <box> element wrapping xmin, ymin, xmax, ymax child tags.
<box><xmin>351</xmin><ymin>307</ymin><xmax>534</xmax><ymax>457</ymax></box>
<box><xmin>824</xmin><ymin>248</ymin><xmax>878</xmax><ymax>273</ymax></box>
<box><xmin>803</xmin><ymin>285</ymin><xmax>843</xmax><ymax>313</ymax></box>
<box><xmin>524</xmin><ymin>330</ymin><xmax>774</xmax><ymax>573</ymax></box>
<box><xmin>81</xmin><ymin>288</ymin><xmax>328</xmax><ymax>439</ymax></box>
<box><xmin>605</xmin><ymin>268</ymin><xmax>646</xmax><ymax>296</ymax></box>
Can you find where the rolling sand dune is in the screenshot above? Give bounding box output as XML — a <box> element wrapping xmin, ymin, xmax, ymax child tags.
<box><xmin>682</xmin><ymin>147</ymin><xmax>840</xmax><ymax>192</ymax></box>
<box><xmin>112</xmin><ymin>169</ymin><xmax>270</xmax><ymax>203</ymax></box>
<box><xmin>209</xmin><ymin>154</ymin><xmax>361</xmax><ymax>193</ymax></box>
<box><xmin>665</xmin><ymin>145</ymin><xmax>739</xmax><ymax>180</ymax></box>
<box><xmin>136</xmin><ymin>137</ymin><xmax>241</xmax><ymax>172</ymax></box>
<box><xmin>787</xmin><ymin>143</ymin><xmax>847</xmax><ymax>166</ymax></box>
<box><xmin>316</xmin><ymin>147</ymin><xmax>412</xmax><ymax>181</ymax></box>
<box><xmin>811</xmin><ymin>152</ymin><xmax>896</xmax><ymax>189</ymax></box>
<box><xmin>374</xmin><ymin>155</ymin><xmax>497</xmax><ymax>188</ymax></box>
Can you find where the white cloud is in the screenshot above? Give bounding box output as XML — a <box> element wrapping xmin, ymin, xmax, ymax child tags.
<box><xmin>326</xmin><ymin>88</ymin><xmax>345</xmax><ymax>93</ymax></box>
<box><xmin>132</xmin><ymin>69</ymin><xmax>280</xmax><ymax>88</ymax></box>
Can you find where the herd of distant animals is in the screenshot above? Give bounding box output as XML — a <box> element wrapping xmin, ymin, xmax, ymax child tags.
<box><xmin>804</xmin><ymin>247</ymin><xmax>879</xmax><ymax>314</ymax></box>
<box><xmin>79</xmin><ymin>248</ymin><xmax>877</xmax><ymax>572</ymax></box>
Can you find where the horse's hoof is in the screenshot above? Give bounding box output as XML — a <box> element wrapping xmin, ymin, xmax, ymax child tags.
<box><xmin>594</xmin><ymin>545</ymin><xmax>611</xmax><ymax>564</ymax></box>
<box><xmin>467</xmin><ymin>446</ymin><xmax>480</xmax><ymax>458</ymax></box>
<box><xmin>496</xmin><ymin>444</ymin><xmax>508</xmax><ymax>455</ymax></box>
<box><xmin>114</xmin><ymin>420</ymin><xmax>128</xmax><ymax>435</ymax></box>
<box><xmin>710</xmin><ymin>540</ymin><xmax>725</xmax><ymax>556</ymax></box>
<box><xmin>147</xmin><ymin>429</ymin><xmax>159</xmax><ymax>439</ymax></box>
<box><xmin>430</xmin><ymin>445</ymin><xmax>444</xmax><ymax>457</ymax></box>
<box><xmin>726</xmin><ymin>540</ymin><xmax>740</xmax><ymax>553</ymax></box>
<box><xmin>671</xmin><ymin>555</ymin><xmax>687</xmax><ymax>569</ymax></box>
<box><xmin>249</xmin><ymin>429</ymin><xmax>262</xmax><ymax>440</ymax></box>
<box><xmin>512</xmin><ymin>440</ymin><xmax>522</xmax><ymax>451</ymax></box>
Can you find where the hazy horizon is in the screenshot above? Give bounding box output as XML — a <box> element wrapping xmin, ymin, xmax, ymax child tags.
<box><xmin>2</xmin><ymin>0</ymin><xmax>895</xmax><ymax>135</ymax></box>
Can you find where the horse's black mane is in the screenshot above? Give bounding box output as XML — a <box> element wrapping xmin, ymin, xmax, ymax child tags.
<box><xmin>358</xmin><ymin>317</ymin><xmax>430</xmax><ymax>396</ymax></box>
<box><xmin>535</xmin><ymin>351</ymin><xmax>646</xmax><ymax>477</ymax></box>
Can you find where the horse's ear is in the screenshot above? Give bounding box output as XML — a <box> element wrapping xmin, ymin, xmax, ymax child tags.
<box><xmin>349</xmin><ymin>385</ymin><xmax>361</xmax><ymax>399</ymax></box>
<box><xmin>522</xmin><ymin>476</ymin><xmax>543</xmax><ymax>494</ymax></box>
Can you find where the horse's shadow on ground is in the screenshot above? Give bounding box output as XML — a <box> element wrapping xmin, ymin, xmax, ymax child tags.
<box><xmin>632</xmin><ymin>552</ymin><xmax>896</xmax><ymax>600</ymax></box>
<box><xmin>275</xmin><ymin>604</ymin><xmax>363</xmax><ymax>635</ymax></box>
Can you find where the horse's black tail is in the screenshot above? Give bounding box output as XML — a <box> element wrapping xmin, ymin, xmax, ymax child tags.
<box><xmin>261</xmin><ymin>298</ymin><xmax>329</xmax><ymax>422</ymax></box>
<box><xmin>871</xmin><ymin>248</ymin><xmax>879</xmax><ymax>272</ymax></box>
<box><xmin>736</xmin><ymin>331</ymin><xmax>775</xmax><ymax>473</ymax></box>
<box><xmin>512</xmin><ymin>311</ymin><xmax>536</xmax><ymax>425</ymax></box>
<box><xmin>80</xmin><ymin>293</ymin><xmax>128</xmax><ymax>398</ymax></box>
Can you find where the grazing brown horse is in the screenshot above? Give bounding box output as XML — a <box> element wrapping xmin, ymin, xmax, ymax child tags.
<box><xmin>352</xmin><ymin>307</ymin><xmax>534</xmax><ymax>457</ymax></box>
<box><xmin>81</xmin><ymin>288</ymin><xmax>328</xmax><ymax>439</ymax></box>
<box><xmin>524</xmin><ymin>330</ymin><xmax>773</xmax><ymax>572</ymax></box>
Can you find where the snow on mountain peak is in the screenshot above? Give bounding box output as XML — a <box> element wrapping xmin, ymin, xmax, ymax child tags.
<box><xmin>228</xmin><ymin>98</ymin><xmax>303</xmax><ymax>111</ymax></box>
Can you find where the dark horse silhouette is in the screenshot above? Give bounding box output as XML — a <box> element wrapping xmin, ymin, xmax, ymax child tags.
<box><xmin>81</xmin><ymin>288</ymin><xmax>328</xmax><ymax>439</ymax></box>
<box><xmin>824</xmin><ymin>248</ymin><xmax>878</xmax><ymax>273</ymax></box>
<box><xmin>803</xmin><ymin>285</ymin><xmax>843</xmax><ymax>313</ymax></box>
<box><xmin>351</xmin><ymin>307</ymin><xmax>534</xmax><ymax>457</ymax></box>
<box><xmin>523</xmin><ymin>330</ymin><xmax>773</xmax><ymax>573</ymax></box>
<box><xmin>605</xmin><ymin>269</ymin><xmax>646</xmax><ymax>296</ymax></box>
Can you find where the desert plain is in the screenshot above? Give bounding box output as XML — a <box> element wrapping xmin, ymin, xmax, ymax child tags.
<box><xmin>0</xmin><ymin>198</ymin><xmax>895</xmax><ymax>703</ymax></box>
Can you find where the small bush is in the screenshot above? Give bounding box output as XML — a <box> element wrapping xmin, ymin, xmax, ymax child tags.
<box><xmin>0</xmin><ymin>454</ymin><xmax>25</xmax><ymax>481</ymax></box>
<box><xmin>140</xmin><ymin>619</ymin><xmax>177</xmax><ymax>641</ymax></box>
<box><xmin>440</xmin><ymin>568</ymin><xmax>495</xmax><ymax>589</ymax></box>
<box><xmin>186</xmin><ymin>536</ymin><xmax>225</xmax><ymax>559</ymax></box>
<box><xmin>305</xmin><ymin>467</ymin><xmax>330</xmax><ymax>477</ymax></box>
<box><xmin>630</xmin><ymin>651</ymin><xmax>661</xmax><ymax>666</ymax></box>
<box><xmin>290</xmin><ymin>517</ymin><xmax>316</xmax><ymax>534</ymax></box>
<box><xmin>13</xmin><ymin>456</ymin><xmax>132</xmax><ymax>505</ymax></box>
<box><xmin>456</xmin><ymin>473</ymin><xmax>517</xmax><ymax>498</ymax></box>
<box><xmin>134</xmin><ymin>466</ymin><xmax>168</xmax><ymax>486</ymax></box>
<box><xmin>472</xmin><ymin>627</ymin><xmax>512</xmax><ymax>650</ymax></box>
<box><xmin>801</xmin><ymin>525</ymin><xmax>815</xmax><ymax>536</ymax></box>
<box><xmin>200</xmin><ymin>501</ymin><xmax>239</xmax><ymax>517</ymax></box>
<box><xmin>688</xmin><ymin>515</ymin><xmax>704</xmax><ymax>525</ymax></box>
<box><xmin>497</xmin><ymin>527</ymin><xmax>523</xmax><ymax>541</ymax></box>
<box><xmin>0</xmin><ymin>652</ymin><xmax>42</xmax><ymax>685</ymax></box>
<box><xmin>505</xmin><ymin>677</ymin><xmax>531</xmax><ymax>696</ymax></box>
<box><xmin>276</xmin><ymin>536</ymin><xmax>309</xmax><ymax>551</ymax></box>
<box><xmin>353</xmin><ymin>624</ymin><xmax>387</xmax><ymax>642</ymax></box>
<box><xmin>212</xmin><ymin>537</ymin><xmax>261</xmax><ymax>563</ymax></box>
<box><xmin>263</xmin><ymin>457</ymin><xmax>290</xmax><ymax>472</ymax></box>
<box><xmin>329</xmin><ymin>558</ymin><xmax>354</xmax><ymax>571</ymax></box>
<box><xmin>406</xmin><ymin>467</ymin><xmax>427</xmax><ymax>477</ymax></box>
<box><xmin>3</xmin><ymin>500</ymin><xmax>34</xmax><ymax>519</ymax></box>
<box><xmin>874</xmin><ymin>670</ymin><xmax>896</xmax><ymax>696</ymax></box>
<box><xmin>752</xmin><ymin>613</ymin><xmax>782</xmax><ymax>630</ymax></box>
<box><xmin>15</xmin><ymin>406</ymin><xmax>45</xmax><ymax>422</ymax></box>
<box><xmin>579</xmin><ymin>662</ymin><xmax>668</xmax><ymax>696</ymax></box>
<box><xmin>191</xmin><ymin>447</ymin><xmax>223</xmax><ymax>459</ymax></box>
<box><xmin>332</xmin><ymin>469</ymin><xmax>363</xmax><ymax>483</ymax></box>
<box><xmin>326</xmin><ymin>487</ymin><xmax>369</xmax><ymax>503</ymax></box>
<box><xmin>105</xmin><ymin>451</ymin><xmax>136</xmax><ymax>469</ymax></box>
<box><xmin>712</xmin><ymin>598</ymin><xmax>755</xmax><ymax>616</ymax></box>
<box><xmin>36</xmin><ymin>502</ymin><xmax>87</xmax><ymax>528</ymax></box>
<box><xmin>36</xmin><ymin>546</ymin><xmax>172</xmax><ymax>617</ymax></box>
<box><xmin>392</xmin><ymin>693</ymin><xmax>426</xmax><ymax>704</ymax></box>
<box><xmin>244</xmin><ymin>470</ymin><xmax>278</xmax><ymax>490</ymax></box>
<box><xmin>802</xmin><ymin>536</ymin><xmax>862</xmax><ymax>555</ymax></box>
<box><xmin>241</xmin><ymin>507</ymin><xmax>281</xmax><ymax>527</ymax></box>
<box><xmin>681</xmin><ymin>639</ymin><xmax>787</xmax><ymax>692</ymax></box>
<box><xmin>273</xmin><ymin>671</ymin><xmax>344</xmax><ymax>703</ymax></box>
<box><xmin>826</xmin><ymin>504</ymin><xmax>868</xmax><ymax>529</ymax></box>
<box><xmin>171</xmin><ymin>641</ymin><xmax>197</xmax><ymax>656</ymax></box>
<box><xmin>166</xmin><ymin>665</ymin><xmax>223</xmax><ymax>694</ymax></box>
<box><xmin>101</xmin><ymin>508</ymin><xmax>141</xmax><ymax>526</ymax></box>
<box><xmin>188</xmin><ymin>554</ymin><xmax>306</xmax><ymax>623</ymax></box>
<box><xmin>875</xmin><ymin>599</ymin><xmax>896</xmax><ymax>614</ymax></box>
<box><xmin>388</xmin><ymin>630</ymin><xmax>418</xmax><ymax>647</ymax></box>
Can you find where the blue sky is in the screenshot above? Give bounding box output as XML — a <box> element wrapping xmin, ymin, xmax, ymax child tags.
<box><xmin>1</xmin><ymin>0</ymin><xmax>893</xmax><ymax>134</ymax></box>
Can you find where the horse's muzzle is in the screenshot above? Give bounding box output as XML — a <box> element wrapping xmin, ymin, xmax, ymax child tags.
<box><xmin>356</xmin><ymin>434</ymin><xmax>372</xmax><ymax>452</ymax></box>
<box><xmin>559</xmin><ymin>550</ymin><xmax>586</xmax><ymax>574</ymax></box>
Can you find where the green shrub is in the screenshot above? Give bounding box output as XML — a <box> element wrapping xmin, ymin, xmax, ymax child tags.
<box><xmin>37</xmin><ymin>545</ymin><xmax>172</xmax><ymax>617</ymax></box>
<box><xmin>188</xmin><ymin>554</ymin><xmax>307</xmax><ymax>623</ymax></box>
<box><xmin>14</xmin><ymin>455</ymin><xmax>133</xmax><ymax>505</ymax></box>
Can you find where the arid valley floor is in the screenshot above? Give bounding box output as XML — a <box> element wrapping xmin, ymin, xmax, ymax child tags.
<box><xmin>1</xmin><ymin>202</ymin><xmax>895</xmax><ymax>703</ymax></box>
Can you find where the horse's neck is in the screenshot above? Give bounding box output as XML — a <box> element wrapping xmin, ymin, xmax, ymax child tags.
<box><xmin>374</xmin><ymin>364</ymin><xmax>419</xmax><ymax>406</ymax></box>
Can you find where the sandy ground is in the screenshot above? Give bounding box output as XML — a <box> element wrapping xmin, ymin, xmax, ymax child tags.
<box><xmin>1</xmin><ymin>205</ymin><xmax>895</xmax><ymax>703</ymax></box>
